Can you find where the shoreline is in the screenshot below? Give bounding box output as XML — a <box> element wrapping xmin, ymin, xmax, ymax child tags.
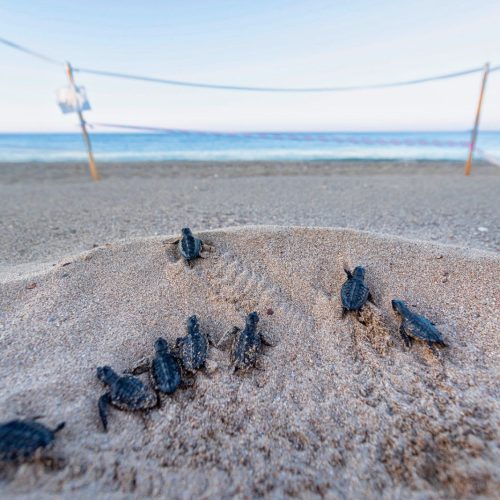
<box><xmin>0</xmin><ymin>159</ymin><xmax>496</xmax><ymax>183</ymax></box>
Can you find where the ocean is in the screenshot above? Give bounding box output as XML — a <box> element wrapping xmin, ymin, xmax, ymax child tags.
<box><xmin>0</xmin><ymin>131</ymin><xmax>499</xmax><ymax>162</ymax></box>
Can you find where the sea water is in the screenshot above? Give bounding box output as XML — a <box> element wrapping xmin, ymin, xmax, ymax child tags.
<box><xmin>0</xmin><ymin>131</ymin><xmax>499</xmax><ymax>163</ymax></box>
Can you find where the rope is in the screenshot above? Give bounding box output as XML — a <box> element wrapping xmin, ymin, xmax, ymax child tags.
<box><xmin>90</xmin><ymin>122</ymin><xmax>470</xmax><ymax>148</ymax></box>
<box><xmin>0</xmin><ymin>36</ymin><xmax>63</xmax><ymax>66</ymax></box>
<box><xmin>1</xmin><ymin>36</ymin><xmax>499</xmax><ymax>92</ymax></box>
<box><xmin>74</xmin><ymin>65</ymin><xmax>500</xmax><ymax>93</ymax></box>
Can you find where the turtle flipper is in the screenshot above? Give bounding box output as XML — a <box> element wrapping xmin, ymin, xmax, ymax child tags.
<box><xmin>399</xmin><ymin>325</ymin><xmax>412</xmax><ymax>348</ymax></box>
<box><xmin>201</xmin><ymin>243</ymin><xmax>214</xmax><ymax>252</ymax></box>
<box><xmin>216</xmin><ymin>326</ymin><xmax>239</xmax><ymax>350</ymax></box>
<box><xmin>199</xmin><ymin>242</ymin><xmax>214</xmax><ymax>259</ymax></box>
<box><xmin>164</xmin><ymin>237</ymin><xmax>181</xmax><ymax>245</ymax></box>
<box><xmin>52</xmin><ymin>422</ymin><xmax>66</xmax><ymax>433</ymax></box>
<box><xmin>260</xmin><ymin>332</ymin><xmax>275</xmax><ymax>347</ymax></box>
<box><xmin>125</xmin><ymin>357</ymin><xmax>150</xmax><ymax>375</ymax></box>
<box><xmin>98</xmin><ymin>393</ymin><xmax>111</xmax><ymax>432</ymax></box>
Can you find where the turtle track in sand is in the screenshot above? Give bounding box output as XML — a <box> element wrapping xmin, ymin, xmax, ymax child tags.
<box><xmin>0</xmin><ymin>226</ymin><xmax>498</xmax><ymax>498</ymax></box>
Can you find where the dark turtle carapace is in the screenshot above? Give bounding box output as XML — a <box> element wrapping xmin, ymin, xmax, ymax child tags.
<box><xmin>176</xmin><ymin>315</ymin><xmax>209</xmax><ymax>372</ymax></box>
<box><xmin>179</xmin><ymin>227</ymin><xmax>202</xmax><ymax>261</ymax></box>
<box><xmin>96</xmin><ymin>366</ymin><xmax>158</xmax><ymax>431</ymax></box>
<box><xmin>231</xmin><ymin>311</ymin><xmax>264</xmax><ymax>371</ymax></box>
<box><xmin>0</xmin><ymin>419</ymin><xmax>65</xmax><ymax>463</ymax></box>
<box><xmin>341</xmin><ymin>266</ymin><xmax>371</xmax><ymax>316</ymax></box>
<box><xmin>176</xmin><ymin>227</ymin><xmax>213</xmax><ymax>262</ymax></box>
<box><xmin>131</xmin><ymin>338</ymin><xmax>182</xmax><ymax>395</ymax></box>
<box><xmin>392</xmin><ymin>300</ymin><xmax>447</xmax><ymax>348</ymax></box>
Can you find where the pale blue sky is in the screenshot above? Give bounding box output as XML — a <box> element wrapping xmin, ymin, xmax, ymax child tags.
<box><xmin>0</xmin><ymin>0</ymin><xmax>499</xmax><ymax>132</ymax></box>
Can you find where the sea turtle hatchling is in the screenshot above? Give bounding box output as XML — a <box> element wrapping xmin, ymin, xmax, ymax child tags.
<box><xmin>0</xmin><ymin>419</ymin><xmax>65</xmax><ymax>463</ymax></box>
<box><xmin>96</xmin><ymin>366</ymin><xmax>158</xmax><ymax>431</ymax></box>
<box><xmin>392</xmin><ymin>299</ymin><xmax>447</xmax><ymax>348</ymax></box>
<box><xmin>230</xmin><ymin>311</ymin><xmax>271</xmax><ymax>371</ymax></box>
<box><xmin>129</xmin><ymin>338</ymin><xmax>182</xmax><ymax>395</ymax></box>
<box><xmin>176</xmin><ymin>315</ymin><xmax>210</xmax><ymax>373</ymax></box>
<box><xmin>171</xmin><ymin>227</ymin><xmax>213</xmax><ymax>262</ymax></box>
<box><xmin>341</xmin><ymin>266</ymin><xmax>371</xmax><ymax>317</ymax></box>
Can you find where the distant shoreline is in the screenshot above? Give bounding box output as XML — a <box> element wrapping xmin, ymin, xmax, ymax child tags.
<box><xmin>0</xmin><ymin>158</ymin><xmax>487</xmax><ymax>165</ymax></box>
<box><xmin>0</xmin><ymin>160</ymin><xmax>496</xmax><ymax>182</ymax></box>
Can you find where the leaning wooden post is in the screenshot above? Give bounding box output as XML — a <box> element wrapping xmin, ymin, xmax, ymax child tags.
<box><xmin>65</xmin><ymin>62</ymin><xmax>100</xmax><ymax>181</ymax></box>
<box><xmin>465</xmin><ymin>63</ymin><xmax>490</xmax><ymax>176</ymax></box>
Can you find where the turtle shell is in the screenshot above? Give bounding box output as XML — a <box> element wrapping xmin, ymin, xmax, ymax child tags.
<box><xmin>177</xmin><ymin>333</ymin><xmax>208</xmax><ymax>371</ymax></box>
<box><xmin>151</xmin><ymin>352</ymin><xmax>182</xmax><ymax>394</ymax></box>
<box><xmin>404</xmin><ymin>315</ymin><xmax>446</xmax><ymax>345</ymax></box>
<box><xmin>232</xmin><ymin>327</ymin><xmax>261</xmax><ymax>370</ymax></box>
<box><xmin>341</xmin><ymin>276</ymin><xmax>370</xmax><ymax>311</ymax></box>
<box><xmin>0</xmin><ymin>420</ymin><xmax>60</xmax><ymax>462</ymax></box>
<box><xmin>110</xmin><ymin>376</ymin><xmax>157</xmax><ymax>410</ymax></box>
<box><xmin>179</xmin><ymin>234</ymin><xmax>202</xmax><ymax>261</ymax></box>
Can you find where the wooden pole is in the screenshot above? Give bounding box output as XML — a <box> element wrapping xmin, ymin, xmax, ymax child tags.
<box><xmin>65</xmin><ymin>62</ymin><xmax>100</xmax><ymax>181</ymax></box>
<box><xmin>465</xmin><ymin>63</ymin><xmax>489</xmax><ymax>176</ymax></box>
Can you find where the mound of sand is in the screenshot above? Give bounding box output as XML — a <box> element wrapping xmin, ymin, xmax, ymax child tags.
<box><xmin>0</xmin><ymin>226</ymin><xmax>498</xmax><ymax>498</ymax></box>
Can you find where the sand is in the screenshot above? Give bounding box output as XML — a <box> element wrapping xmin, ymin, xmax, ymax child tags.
<box><xmin>1</xmin><ymin>226</ymin><xmax>499</xmax><ymax>498</ymax></box>
<box><xmin>1</xmin><ymin>161</ymin><xmax>499</xmax><ymax>270</ymax></box>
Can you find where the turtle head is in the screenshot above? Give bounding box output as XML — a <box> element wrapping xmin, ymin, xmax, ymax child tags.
<box><xmin>187</xmin><ymin>315</ymin><xmax>200</xmax><ymax>333</ymax></box>
<box><xmin>181</xmin><ymin>227</ymin><xmax>192</xmax><ymax>237</ymax></box>
<box><xmin>391</xmin><ymin>300</ymin><xmax>407</xmax><ymax>315</ymax></box>
<box><xmin>96</xmin><ymin>365</ymin><xmax>119</xmax><ymax>385</ymax></box>
<box><xmin>154</xmin><ymin>337</ymin><xmax>170</xmax><ymax>353</ymax></box>
<box><xmin>246</xmin><ymin>311</ymin><xmax>260</xmax><ymax>328</ymax></box>
<box><xmin>353</xmin><ymin>266</ymin><xmax>365</xmax><ymax>279</ymax></box>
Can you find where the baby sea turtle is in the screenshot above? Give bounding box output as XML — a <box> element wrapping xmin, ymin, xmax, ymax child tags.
<box><xmin>129</xmin><ymin>338</ymin><xmax>182</xmax><ymax>395</ymax></box>
<box><xmin>392</xmin><ymin>300</ymin><xmax>447</xmax><ymax>348</ymax></box>
<box><xmin>0</xmin><ymin>419</ymin><xmax>65</xmax><ymax>463</ymax></box>
<box><xmin>172</xmin><ymin>228</ymin><xmax>213</xmax><ymax>262</ymax></box>
<box><xmin>96</xmin><ymin>366</ymin><xmax>158</xmax><ymax>431</ymax></box>
<box><xmin>230</xmin><ymin>311</ymin><xmax>270</xmax><ymax>371</ymax></box>
<box><xmin>176</xmin><ymin>315</ymin><xmax>210</xmax><ymax>373</ymax></box>
<box><xmin>341</xmin><ymin>266</ymin><xmax>371</xmax><ymax>317</ymax></box>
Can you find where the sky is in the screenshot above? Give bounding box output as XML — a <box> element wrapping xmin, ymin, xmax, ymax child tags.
<box><xmin>0</xmin><ymin>0</ymin><xmax>499</xmax><ymax>132</ymax></box>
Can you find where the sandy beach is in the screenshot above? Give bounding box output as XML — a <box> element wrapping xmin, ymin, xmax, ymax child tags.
<box><xmin>1</xmin><ymin>161</ymin><xmax>498</xmax><ymax>271</ymax></box>
<box><xmin>1</xmin><ymin>162</ymin><xmax>499</xmax><ymax>498</ymax></box>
